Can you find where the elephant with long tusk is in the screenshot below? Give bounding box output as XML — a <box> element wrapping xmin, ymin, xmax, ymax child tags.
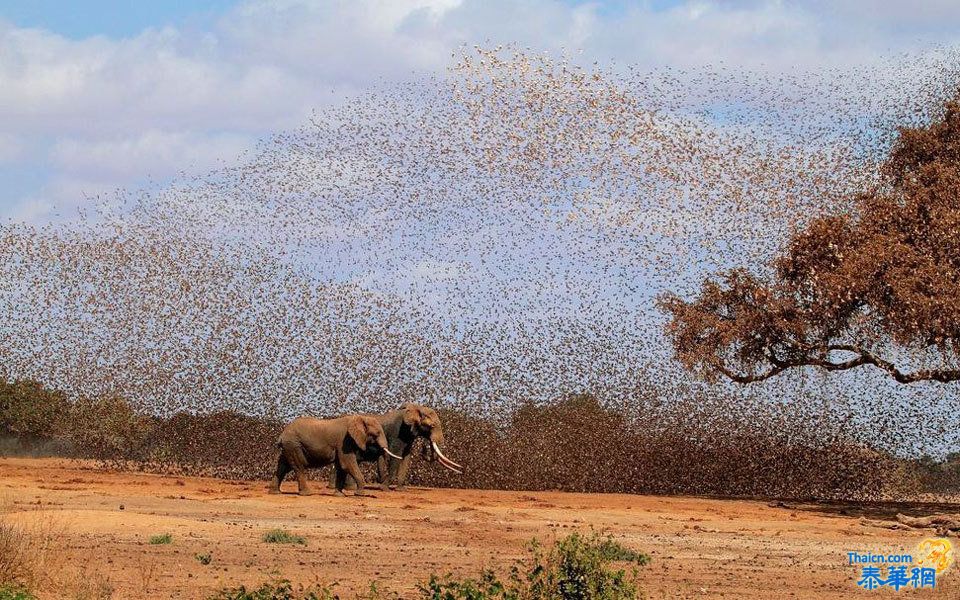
<box><xmin>329</xmin><ymin>403</ymin><xmax>463</xmax><ymax>491</ymax></box>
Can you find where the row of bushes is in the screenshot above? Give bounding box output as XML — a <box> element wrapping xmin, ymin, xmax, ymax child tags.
<box><xmin>0</xmin><ymin>378</ymin><xmax>939</xmax><ymax>500</ymax></box>
<box><xmin>213</xmin><ymin>531</ymin><xmax>649</xmax><ymax>600</ymax></box>
<box><xmin>1</xmin><ymin>378</ymin><xmax>279</xmax><ymax>478</ymax></box>
<box><xmin>0</xmin><ymin>379</ymin><xmax>148</xmax><ymax>459</ymax></box>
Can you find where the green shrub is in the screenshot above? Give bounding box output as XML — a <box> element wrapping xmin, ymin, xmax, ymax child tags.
<box><xmin>196</xmin><ymin>552</ymin><xmax>213</xmax><ymax>565</ymax></box>
<box><xmin>358</xmin><ymin>583</ymin><xmax>396</xmax><ymax>600</ymax></box>
<box><xmin>262</xmin><ymin>529</ymin><xmax>306</xmax><ymax>545</ymax></box>
<box><xmin>208</xmin><ymin>579</ymin><xmax>336</xmax><ymax>600</ymax></box>
<box><xmin>0</xmin><ymin>584</ymin><xmax>36</xmax><ymax>600</ymax></box>
<box><xmin>148</xmin><ymin>533</ymin><xmax>172</xmax><ymax>545</ymax></box>
<box><xmin>421</xmin><ymin>532</ymin><xmax>649</xmax><ymax>600</ymax></box>
<box><xmin>420</xmin><ymin>571</ymin><xmax>508</xmax><ymax>600</ymax></box>
<box><xmin>211</xmin><ymin>533</ymin><xmax>648</xmax><ymax>599</ymax></box>
<box><xmin>593</xmin><ymin>538</ymin><xmax>650</xmax><ymax>566</ymax></box>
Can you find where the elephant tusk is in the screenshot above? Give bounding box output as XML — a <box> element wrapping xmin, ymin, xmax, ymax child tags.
<box><xmin>383</xmin><ymin>447</ymin><xmax>403</xmax><ymax>460</ymax></box>
<box><xmin>438</xmin><ymin>459</ymin><xmax>463</xmax><ymax>474</ymax></box>
<box><xmin>432</xmin><ymin>441</ymin><xmax>463</xmax><ymax>472</ymax></box>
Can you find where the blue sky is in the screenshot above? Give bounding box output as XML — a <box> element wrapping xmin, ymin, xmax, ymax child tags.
<box><xmin>0</xmin><ymin>1</ymin><xmax>238</xmax><ymax>39</ymax></box>
<box><xmin>1</xmin><ymin>0</ymin><xmax>960</xmax><ymax>223</ymax></box>
<box><xmin>1</xmin><ymin>1</ymin><xmax>668</xmax><ymax>38</ymax></box>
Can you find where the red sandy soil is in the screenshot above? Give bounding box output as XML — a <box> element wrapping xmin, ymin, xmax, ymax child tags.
<box><xmin>0</xmin><ymin>457</ymin><xmax>956</xmax><ymax>599</ymax></box>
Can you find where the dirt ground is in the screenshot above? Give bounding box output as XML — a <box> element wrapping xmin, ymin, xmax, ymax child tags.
<box><xmin>0</xmin><ymin>457</ymin><xmax>956</xmax><ymax>599</ymax></box>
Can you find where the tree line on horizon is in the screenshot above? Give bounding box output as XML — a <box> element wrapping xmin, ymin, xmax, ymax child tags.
<box><xmin>3</xmin><ymin>376</ymin><xmax>957</xmax><ymax>501</ymax></box>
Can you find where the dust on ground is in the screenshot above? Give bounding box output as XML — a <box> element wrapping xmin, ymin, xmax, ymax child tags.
<box><xmin>0</xmin><ymin>457</ymin><xmax>954</xmax><ymax>599</ymax></box>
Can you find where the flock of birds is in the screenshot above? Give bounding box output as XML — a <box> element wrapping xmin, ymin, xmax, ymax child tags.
<box><xmin>2</xmin><ymin>46</ymin><xmax>960</xmax><ymax>498</ymax></box>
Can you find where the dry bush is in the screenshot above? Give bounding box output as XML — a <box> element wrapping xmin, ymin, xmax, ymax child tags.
<box><xmin>67</xmin><ymin>396</ymin><xmax>153</xmax><ymax>462</ymax></box>
<box><xmin>407</xmin><ymin>395</ymin><xmax>900</xmax><ymax>501</ymax></box>
<box><xmin>0</xmin><ymin>381</ymin><xmax>150</xmax><ymax>462</ymax></box>
<box><xmin>53</xmin><ymin>568</ymin><xmax>114</xmax><ymax>600</ymax></box>
<box><xmin>134</xmin><ymin>555</ymin><xmax>160</xmax><ymax>598</ymax></box>
<box><xmin>0</xmin><ymin>378</ymin><xmax>916</xmax><ymax>500</ymax></box>
<box><xmin>0</xmin><ymin>510</ymin><xmax>65</xmax><ymax>593</ymax></box>
<box><xmin>0</xmin><ymin>381</ymin><xmax>71</xmax><ymax>456</ymax></box>
<box><xmin>137</xmin><ymin>410</ymin><xmax>281</xmax><ymax>479</ymax></box>
<box><xmin>0</xmin><ymin>504</ymin><xmax>112</xmax><ymax>600</ymax></box>
<box><xmin>422</xmin><ymin>531</ymin><xmax>648</xmax><ymax>600</ymax></box>
<box><xmin>0</xmin><ymin>517</ymin><xmax>33</xmax><ymax>589</ymax></box>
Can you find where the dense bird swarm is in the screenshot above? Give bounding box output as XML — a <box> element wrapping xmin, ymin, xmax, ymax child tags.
<box><xmin>2</xmin><ymin>47</ymin><xmax>960</xmax><ymax>500</ymax></box>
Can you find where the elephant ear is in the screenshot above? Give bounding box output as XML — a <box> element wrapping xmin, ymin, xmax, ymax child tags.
<box><xmin>362</xmin><ymin>416</ymin><xmax>381</xmax><ymax>436</ymax></box>
<box><xmin>347</xmin><ymin>416</ymin><xmax>367</xmax><ymax>451</ymax></box>
<box><xmin>402</xmin><ymin>403</ymin><xmax>421</xmax><ymax>427</ymax></box>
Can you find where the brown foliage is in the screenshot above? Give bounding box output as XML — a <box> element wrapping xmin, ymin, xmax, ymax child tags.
<box><xmin>0</xmin><ymin>509</ymin><xmax>68</xmax><ymax>594</ymax></box>
<box><xmin>0</xmin><ymin>382</ymin><xmax>904</xmax><ymax>500</ymax></box>
<box><xmin>661</xmin><ymin>95</ymin><xmax>960</xmax><ymax>384</ymax></box>
<box><xmin>69</xmin><ymin>396</ymin><xmax>153</xmax><ymax>461</ymax></box>
<box><xmin>139</xmin><ymin>410</ymin><xmax>281</xmax><ymax>478</ymax></box>
<box><xmin>405</xmin><ymin>394</ymin><xmax>895</xmax><ymax>501</ymax></box>
<box><xmin>0</xmin><ymin>380</ymin><xmax>70</xmax><ymax>444</ymax></box>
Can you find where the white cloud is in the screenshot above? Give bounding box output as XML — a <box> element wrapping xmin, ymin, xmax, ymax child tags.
<box><xmin>50</xmin><ymin>130</ymin><xmax>254</xmax><ymax>180</ymax></box>
<box><xmin>2</xmin><ymin>0</ymin><xmax>959</xmax><ymax>223</ymax></box>
<box><xmin>6</xmin><ymin>177</ymin><xmax>119</xmax><ymax>223</ymax></box>
<box><xmin>0</xmin><ymin>133</ymin><xmax>21</xmax><ymax>163</ymax></box>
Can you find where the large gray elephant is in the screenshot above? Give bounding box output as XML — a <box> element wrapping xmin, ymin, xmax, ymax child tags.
<box><xmin>330</xmin><ymin>403</ymin><xmax>462</xmax><ymax>490</ymax></box>
<box><xmin>270</xmin><ymin>414</ymin><xmax>402</xmax><ymax>496</ymax></box>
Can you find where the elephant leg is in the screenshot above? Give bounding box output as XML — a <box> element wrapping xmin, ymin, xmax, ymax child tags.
<box><xmin>386</xmin><ymin>455</ymin><xmax>401</xmax><ymax>488</ymax></box>
<box><xmin>330</xmin><ymin>463</ymin><xmax>357</xmax><ymax>490</ymax></box>
<box><xmin>339</xmin><ymin>453</ymin><xmax>370</xmax><ymax>496</ymax></box>
<box><xmin>269</xmin><ymin>454</ymin><xmax>292</xmax><ymax>493</ymax></box>
<box><xmin>344</xmin><ymin>471</ymin><xmax>359</xmax><ymax>491</ymax></box>
<box><xmin>333</xmin><ymin>465</ymin><xmax>348</xmax><ymax>496</ymax></box>
<box><xmin>394</xmin><ymin>454</ymin><xmax>413</xmax><ymax>489</ymax></box>
<box><xmin>281</xmin><ymin>441</ymin><xmax>313</xmax><ymax>496</ymax></box>
<box><xmin>374</xmin><ymin>456</ymin><xmax>391</xmax><ymax>490</ymax></box>
<box><xmin>376</xmin><ymin>455</ymin><xmax>388</xmax><ymax>483</ymax></box>
<box><xmin>295</xmin><ymin>469</ymin><xmax>313</xmax><ymax>495</ymax></box>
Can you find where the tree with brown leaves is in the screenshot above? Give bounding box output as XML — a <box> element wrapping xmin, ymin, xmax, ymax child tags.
<box><xmin>661</xmin><ymin>96</ymin><xmax>960</xmax><ymax>385</ymax></box>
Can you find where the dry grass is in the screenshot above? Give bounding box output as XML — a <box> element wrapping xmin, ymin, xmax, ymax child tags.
<box><xmin>135</xmin><ymin>556</ymin><xmax>159</xmax><ymax>597</ymax></box>
<box><xmin>0</xmin><ymin>500</ymin><xmax>112</xmax><ymax>599</ymax></box>
<box><xmin>63</xmin><ymin>569</ymin><xmax>114</xmax><ymax>600</ymax></box>
<box><xmin>0</xmin><ymin>518</ymin><xmax>32</xmax><ymax>588</ymax></box>
<box><xmin>0</xmin><ymin>509</ymin><xmax>60</xmax><ymax>591</ymax></box>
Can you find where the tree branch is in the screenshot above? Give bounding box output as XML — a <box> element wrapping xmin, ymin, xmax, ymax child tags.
<box><xmin>713</xmin><ymin>362</ymin><xmax>785</xmax><ymax>384</ymax></box>
<box><xmin>714</xmin><ymin>344</ymin><xmax>960</xmax><ymax>384</ymax></box>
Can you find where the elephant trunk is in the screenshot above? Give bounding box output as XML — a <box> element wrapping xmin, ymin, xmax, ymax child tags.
<box><xmin>424</xmin><ymin>426</ymin><xmax>446</xmax><ymax>462</ymax></box>
<box><xmin>379</xmin><ymin>433</ymin><xmax>403</xmax><ymax>460</ymax></box>
<box><xmin>429</xmin><ymin>426</ymin><xmax>445</xmax><ymax>448</ymax></box>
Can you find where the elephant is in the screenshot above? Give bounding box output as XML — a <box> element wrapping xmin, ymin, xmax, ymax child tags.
<box><xmin>329</xmin><ymin>403</ymin><xmax>462</xmax><ymax>490</ymax></box>
<box><xmin>270</xmin><ymin>414</ymin><xmax>403</xmax><ymax>496</ymax></box>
